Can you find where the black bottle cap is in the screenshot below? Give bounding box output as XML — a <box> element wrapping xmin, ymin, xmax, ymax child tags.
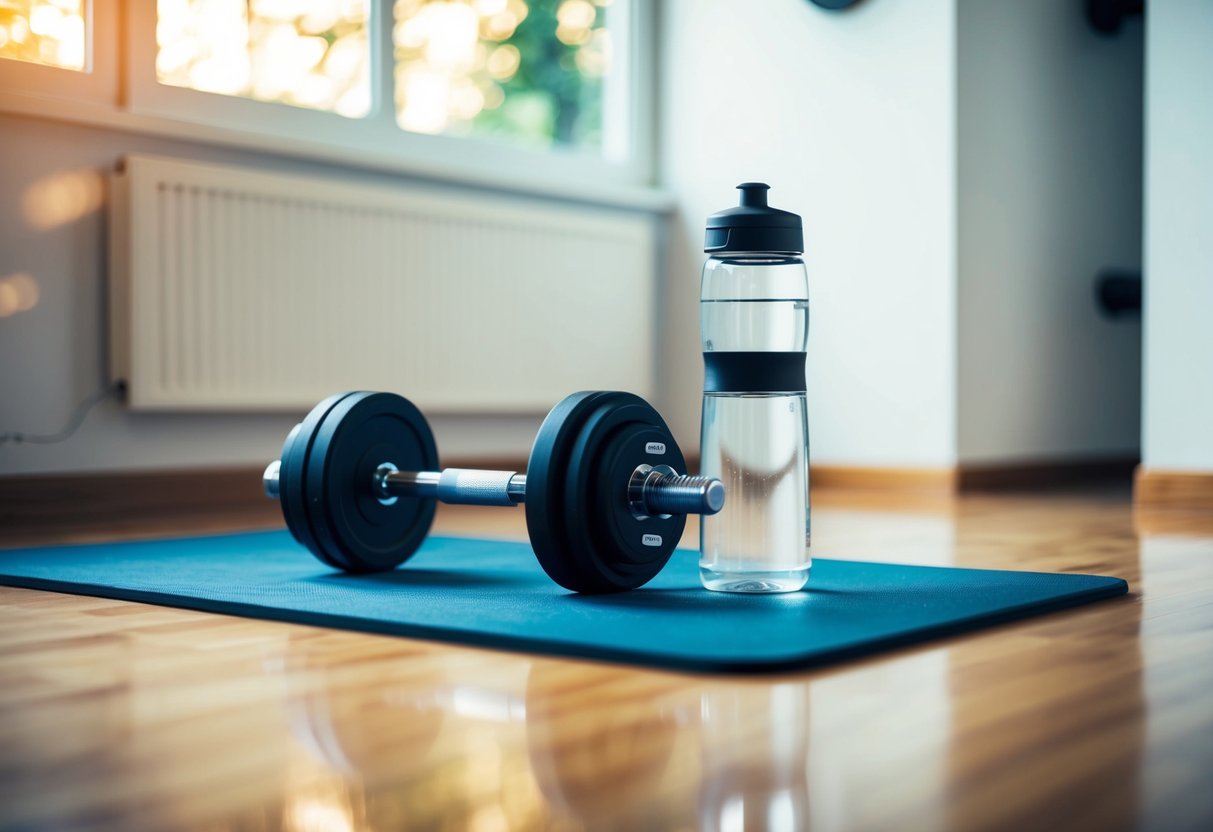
<box><xmin>704</xmin><ymin>182</ymin><xmax>804</xmax><ymax>255</ymax></box>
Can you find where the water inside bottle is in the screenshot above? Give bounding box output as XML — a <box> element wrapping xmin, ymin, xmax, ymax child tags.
<box><xmin>700</xmin><ymin>392</ymin><xmax>810</xmax><ymax>592</ymax></box>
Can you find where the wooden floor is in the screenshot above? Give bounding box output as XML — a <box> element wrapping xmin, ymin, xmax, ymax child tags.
<box><xmin>2</xmin><ymin>485</ymin><xmax>1211</xmax><ymax>832</ymax></box>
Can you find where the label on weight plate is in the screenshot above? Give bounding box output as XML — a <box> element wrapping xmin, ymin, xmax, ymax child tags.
<box><xmin>645</xmin><ymin>441</ymin><xmax>666</xmax><ymax>455</ymax></box>
<box><xmin>642</xmin><ymin>534</ymin><xmax>663</xmax><ymax>547</ymax></box>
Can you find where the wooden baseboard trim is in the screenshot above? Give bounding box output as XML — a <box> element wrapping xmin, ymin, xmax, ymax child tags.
<box><xmin>1</xmin><ymin>466</ymin><xmax>278</xmax><ymax>539</ymax></box>
<box><xmin>3</xmin><ymin>462</ymin><xmax>957</xmax><ymax>540</ymax></box>
<box><xmin>810</xmin><ymin>456</ymin><xmax>1138</xmax><ymax>495</ymax></box>
<box><xmin>1134</xmin><ymin>467</ymin><xmax>1213</xmax><ymax>511</ymax></box>
<box><xmin>956</xmin><ymin>456</ymin><xmax>1138</xmax><ymax>491</ymax></box>
<box><xmin>0</xmin><ymin>457</ymin><xmax>531</xmax><ymax>540</ymax></box>
<box><xmin>810</xmin><ymin>465</ymin><xmax>957</xmax><ymax>494</ymax></box>
<box><xmin>2</xmin><ymin>454</ymin><xmax>1161</xmax><ymax>541</ymax></box>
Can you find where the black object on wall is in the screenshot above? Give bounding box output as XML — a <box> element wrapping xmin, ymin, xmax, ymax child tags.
<box><xmin>1086</xmin><ymin>0</ymin><xmax>1145</xmax><ymax>35</ymax></box>
<box><xmin>1095</xmin><ymin>269</ymin><xmax>1142</xmax><ymax>319</ymax></box>
<box><xmin>808</xmin><ymin>0</ymin><xmax>864</xmax><ymax>10</ymax></box>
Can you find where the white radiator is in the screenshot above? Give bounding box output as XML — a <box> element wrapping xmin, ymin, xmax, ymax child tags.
<box><xmin>109</xmin><ymin>154</ymin><xmax>658</xmax><ymax>412</ymax></box>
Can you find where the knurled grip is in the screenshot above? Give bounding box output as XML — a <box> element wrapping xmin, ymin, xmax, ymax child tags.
<box><xmin>437</xmin><ymin>468</ymin><xmax>519</xmax><ymax>506</ymax></box>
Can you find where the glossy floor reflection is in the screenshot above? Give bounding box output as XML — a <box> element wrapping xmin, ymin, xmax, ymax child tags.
<box><xmin>1</xmin><ymin>487</ymin><xmax>1211</xmax><ymax>831</ymax></box>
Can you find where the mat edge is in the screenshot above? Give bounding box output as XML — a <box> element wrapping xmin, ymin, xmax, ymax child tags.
<box><xmin>0</xmin><ymin>569</ymin><xmax>1131</xmax><ymax>676</ymax></box>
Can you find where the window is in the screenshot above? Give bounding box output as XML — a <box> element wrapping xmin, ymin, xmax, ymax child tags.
<box><xmin>0</xmin><ymin>1</ymin><xmax>115</xmax><ymax>100</ymax></box>
<box><xmin>0</xmin><ymin>1</ymin><xmax>652</xmax><ymax>194</ymax></box>
<box><xmin>154</xmin><ymin>0</ymin><xmax>373</xmax><ymax>118</ymax></box>
<box><xmin>0</xmin><ymin>0</ymin><xmax>87</xmax><ymax>70</ymax></box>
<box><xmin>391</xmin><ymin>0</ymin><xmax>611</xmax><ymax>154</ymax></box>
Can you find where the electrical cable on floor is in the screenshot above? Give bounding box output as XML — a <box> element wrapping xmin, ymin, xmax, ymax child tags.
<box><xmin>0</xmin><ymin>381</ymin><xmax>125</xmax><ymax>446</ymax></box>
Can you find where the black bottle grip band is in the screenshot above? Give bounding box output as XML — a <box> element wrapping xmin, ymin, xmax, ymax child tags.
<box><xmin>703</xmin><ymin>352</ymin><xmax>806</xmax><ymax>394</ymax></box>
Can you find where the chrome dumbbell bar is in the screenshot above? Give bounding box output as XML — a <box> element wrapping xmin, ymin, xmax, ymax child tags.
<box><xmin>263</xmin><ymin>460</ymin><xmax>725</xmax><ymax>519</ymax></box>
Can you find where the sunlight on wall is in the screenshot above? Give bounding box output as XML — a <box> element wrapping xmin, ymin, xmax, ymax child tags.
<box><xmin>20</xmin><ymin>167</ymin><xmax>105</xmax><ymax>230</ymax></box>
<box><xmin>0</xmin><ymin>273</ymin><xmax>41</xmax><ymax>318</ymax></box>
<box><xmin>0</xmin><ymin>0</ymin><xmax>86</xmax><ymax>70</ymax></box>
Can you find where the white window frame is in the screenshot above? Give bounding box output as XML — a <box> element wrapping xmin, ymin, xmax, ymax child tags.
<box><xmin>0</xmin><ymin>0</ymin><xmax>118</xmax><ymax>104</ymax></box>
<box><xmin>0</xmin><ymin>0</ymin><xmax>661</xmax><ymax>208</ymax></box>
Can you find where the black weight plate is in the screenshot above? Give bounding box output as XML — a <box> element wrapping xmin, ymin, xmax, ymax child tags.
<box><xmin>526</xmin><ymin>391</ymin><xmax>685</xmax><ymax>593</ymax></box>
<box><xmin>560</xmin><ymin>396</ymin><xmax>653</xmax><ymax>588</ymax></box>
<box><xmin>304</xmin><ymin>391</ymin><xmax>439</xmax><ymax>572</ymax></box>
<box><xmin>280</xmin><ymin>392</ymin><xmax>361</xmax><ymax>571</ymax></box>
<box><xmin>525</xmin><ymin>391</ymin><xmax>605</xmax><ymax>592</ymax></box>
<box><xmin>563</xmin><ymin>395</ymin><xmax>684</xmax><ymax>591</ymax></box>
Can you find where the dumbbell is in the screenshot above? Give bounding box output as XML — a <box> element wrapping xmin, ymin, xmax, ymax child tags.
<box><xmin>262</xmin><ymin>390</ymin><xmax>725</xmax><ymax>593</ymax></box>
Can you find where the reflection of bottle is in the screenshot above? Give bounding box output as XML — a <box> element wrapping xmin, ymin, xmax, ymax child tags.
<box><xmin>700</xmin><ymin>183</ymin><xmax>811</xmax><ymax>593</ymax></box>
<box><xmin>698</xmin><ymin>683</ymin><xmax>811</xmax><ymax>832</ymax></box>
<box><xmin>525</xmin><ymin>665</ymin><xmax>679</xmax><ymax>827</ymax></box>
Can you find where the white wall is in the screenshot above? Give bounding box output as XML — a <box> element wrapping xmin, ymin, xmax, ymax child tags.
<box><xmin>1142</xmin><ymin>0</ymin><xmax>1213</xmax><ymax>473</ymax></box>
<box><xmin>4</xmin><ymin>0</ymin><xmax>1175</xmax><ymax>479</ymax></box>
<box><xmin>956</xmin><ymin>0</ymin><xmax>1143</xmax><ymax>464</ymax></box>
<box><xmin>0</xmin><ymin>115</ymin><xmax>547</xmax><ymax>475</ymax></box>
<box><xmin>658</xmin><ymin>0</ymin><xmax>958</xmax><ymax>468</ymax></box>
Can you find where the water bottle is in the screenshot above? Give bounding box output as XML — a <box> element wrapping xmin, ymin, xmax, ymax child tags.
<box><xmin>699</xmin><ymin>183</ymin><xmax>810</xmax><ymax>593</ymax></box>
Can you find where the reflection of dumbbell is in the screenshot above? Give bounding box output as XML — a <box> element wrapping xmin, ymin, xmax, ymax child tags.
<box><xmin>279</xmin><ymin>648</ymin><xmax>684</xmax><ymax>828</ymax></box>
<box><xmin>262</xmin><ymin>390</ymin><xmax>725</xmax><ymax>593</ymax></box>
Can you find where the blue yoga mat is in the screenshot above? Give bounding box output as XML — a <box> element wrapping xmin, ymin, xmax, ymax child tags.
<box><xmin>0</xmin><ymin>531</ymin><xmax>1126</xmax><ymax>673</ymax></box>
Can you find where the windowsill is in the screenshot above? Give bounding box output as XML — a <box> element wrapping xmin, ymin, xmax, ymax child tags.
<box><xmin>0</xmin><ymin>90</ymin><xmax>674</xmax><ymax>213</ymax></box>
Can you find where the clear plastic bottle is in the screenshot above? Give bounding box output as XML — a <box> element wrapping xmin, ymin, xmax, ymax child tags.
<box><xmin>699</xmin><ymin>183</ymin><xmax>810</xmax><ymax>593</ymax></box>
